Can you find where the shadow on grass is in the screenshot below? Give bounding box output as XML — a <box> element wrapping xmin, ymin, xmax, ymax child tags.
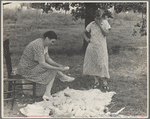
<box><xmin>52</xmin><ymin>75</ymin><xmax>94</xmax><ymax>95</ymax></box>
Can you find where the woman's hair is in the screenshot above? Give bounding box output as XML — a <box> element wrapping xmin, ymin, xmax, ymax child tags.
<box><xmin>94</xmin><ymin>9</ymin><xmax>104</xmax><ymax>18</ymax></box>
<box><xmin>94</xmin><ymin>9</ymin><xmax>113</xmax><ymax>19</ymax></box>
<box><xmin>102</xmin><ymin>9</ymin><xmax>113</xmax><ymax>18</ymax></box>
<box><xmin>43</xmin><ymin>31</ymin><xmax>57</xmax><ymax>40</ymax></box>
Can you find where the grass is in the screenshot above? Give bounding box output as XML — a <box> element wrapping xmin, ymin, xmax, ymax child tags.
<box><xmin>3</xmin><ymin>8</ymin><xmax>147</xmax><ymax>117</ymax></box>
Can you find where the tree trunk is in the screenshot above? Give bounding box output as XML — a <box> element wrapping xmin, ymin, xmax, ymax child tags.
<box><xmin>82</xmin><ymin>4</ymin><xmax>94</xmax><ymax>54</ymax></box>
<box><xmin>65</xmin><ymin>10</ymin><xmax>66</xmax><ymax>17</ymax></box>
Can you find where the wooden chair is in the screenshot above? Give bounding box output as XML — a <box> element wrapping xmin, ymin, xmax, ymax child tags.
<box><xmin>3</xmin><ymin>39</ymin><xmax>36</xmax><ymax>110</ymax></box>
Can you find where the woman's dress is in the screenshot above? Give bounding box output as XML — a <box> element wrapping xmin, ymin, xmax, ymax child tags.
<box><xmin>83</xmin><ymin>20</ymin><xmax>111</xmax><ymax>79</ymax></box>
<box><xmin>17</xmin><ymin>38</ymin><xmax>57</xmax><ymax>85</ymax></box>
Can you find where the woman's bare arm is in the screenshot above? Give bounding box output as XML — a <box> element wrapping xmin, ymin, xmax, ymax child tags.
<box><xmin>83</xmin><ymin>30</ymin><xmax>90</xmax><ymax>43</ymax></box>
<box><xmin>95</xmin><ymin>18</ymin><xmax>110</xmax><ymax>36</ymax></box>
<box><xmin>39</xmin><ymin>60</ymin><xmax>66</xmax><ymax>71</ymax></box>
<box><xmin>45</xmin><ymin>52</ymin><xmax>63</xmax><ymax>67</ymax></box>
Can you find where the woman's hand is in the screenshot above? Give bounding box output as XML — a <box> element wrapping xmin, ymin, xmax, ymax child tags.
<box><xmin>84</xmin><ymin>31</ymin><xmax>90</xmax><ymax>43</ymax></box>
<box><xmin>94</xmin><ymin>18</ymin><xmax>100</xmax><ymax>25</ymax></box>
<box><xmin>95</xmin><ymin>18</ymin><xmax>103</xmax><ymax>25</ymax></box>
<box><xmin>94</xmin><ymin>19</ymin><xmax>109</xmax><ymax>36</ymax></box>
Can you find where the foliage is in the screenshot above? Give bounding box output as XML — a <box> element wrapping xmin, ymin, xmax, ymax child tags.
<box><xmin>113</xmin><ymin>2</ymin><xmax>147</xmax><ymax>36</ymax></box>
<box><xmin>29</xmin><ymin>3</ymin><xmax>45</xmax><ymax>9</ymax></box>
<box><xmin>70</xmin><ymin>3</ymin><xmax>147</xmax><ymax>36</ymax></box>
<box><xmin>30</xmin><ymin>3</ymin><xmax>70</xmax><ymax>13</ymax></box>
<box><xmin>63</xmin><ymin>3</ymin><xmax>70</xmax><ymax>12</ymax></box>
<box><xmin>114</xmin><ymin>2</ymin><xmax>146</xmax><ymax>14</ymax></box>
<box><xmin>29</xmin><ymin>2</ymin><xmax>147</xmax><ymax>37</ymax></box>
<box><xmin>71</xmin><ymin>3</ymin><xmax>113</xmax><ymax>20</ymax></box>
<box><xmin>133</xmin><ymin>16</ymin><xmax>147</xmax><ymax>36</ymax></box>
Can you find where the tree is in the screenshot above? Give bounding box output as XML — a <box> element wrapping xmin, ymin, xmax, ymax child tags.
<box><xmin>30</xmin><ymin>3</ymin><xmax>70</xmax><ymax>14</ymax></box>
<box><xmin>30</xmin><ymin>3</ymin><xmax>45</xmax><ymax>9</ymax></box>
<box><xmin>113</xmin><ymin>2</ymin><xmax>147</xmax><ymax>36</ymax></box>
<box><xmin>43</xmin><ymin>3</ymin><xmax>52</xmax><ymax>13</ymax></box>
<box><xmin>63</xmin><ymin>3</ymin><xmax>70</xmax><ymax>16</ymax></box>
<box><xmin>29</xmin><ymin>3</ymin><xmax>50</xmax><ymax>13</ymax></box>
<box><xmin>71</xmin><ymin>3</ymin><xmax>113</xmax><ymax>53</ymax></box>
<box><xmin>71</xmin><ymin>2</ymin><xmax>147</xmax><ymax>52</ymax></box>
<box><xmin>29</xmin><ymin>2</ymin><xmax>147</xmax><ymax>52</ymax></box>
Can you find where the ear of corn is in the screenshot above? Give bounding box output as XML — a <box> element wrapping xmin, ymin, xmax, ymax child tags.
<box><xmin>20</xmin><ymin>87</ymin><xmax>118</xmax><ymax>117</ymax></box>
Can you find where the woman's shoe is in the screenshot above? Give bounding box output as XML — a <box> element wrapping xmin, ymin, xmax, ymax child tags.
<box><xmin>60</xmin><ymin>75</ymin><xmax>75</xmax><ymax>82</ymax></box>
<box><xmin>43</xmin><ymin>95</ymin><xmax>53</xmax><ymax>101</ymax></box>
<box><xmin>102</xmin><ymin>84</ymin><xmax>110</xmax><ymax>92</ymax></box>
<box><xmin>92</xmin><ymin>82</ymin><xmax>100</xmax><ymax>89</ymax></box>
<box><xmin>103</xmin><ymin>85</ymin><xmax>109</xmax><ymax>90</ymax></box>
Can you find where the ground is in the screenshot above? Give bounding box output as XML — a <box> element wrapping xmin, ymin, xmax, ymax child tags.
<box><xmin>2</xmin><ymin>8</ymin><xmax>148</xmax><ymax>117</ymax></box>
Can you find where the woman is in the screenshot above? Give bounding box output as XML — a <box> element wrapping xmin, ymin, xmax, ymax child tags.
<box><xmin>17</xmin><ymin>31</ymin><xmax>75</xmax><ymax>101</ymax></box>
<box><xmin>83</xmin><ymin>9</ymin><xmax>111</xmax><ymax>91</ymax></box>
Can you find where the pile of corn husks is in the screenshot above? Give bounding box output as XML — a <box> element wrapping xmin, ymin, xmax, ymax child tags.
<box><xmin>20</xmin><ymin>87</ymin><xmax>132</xmax><ymax>118</ymax></box>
